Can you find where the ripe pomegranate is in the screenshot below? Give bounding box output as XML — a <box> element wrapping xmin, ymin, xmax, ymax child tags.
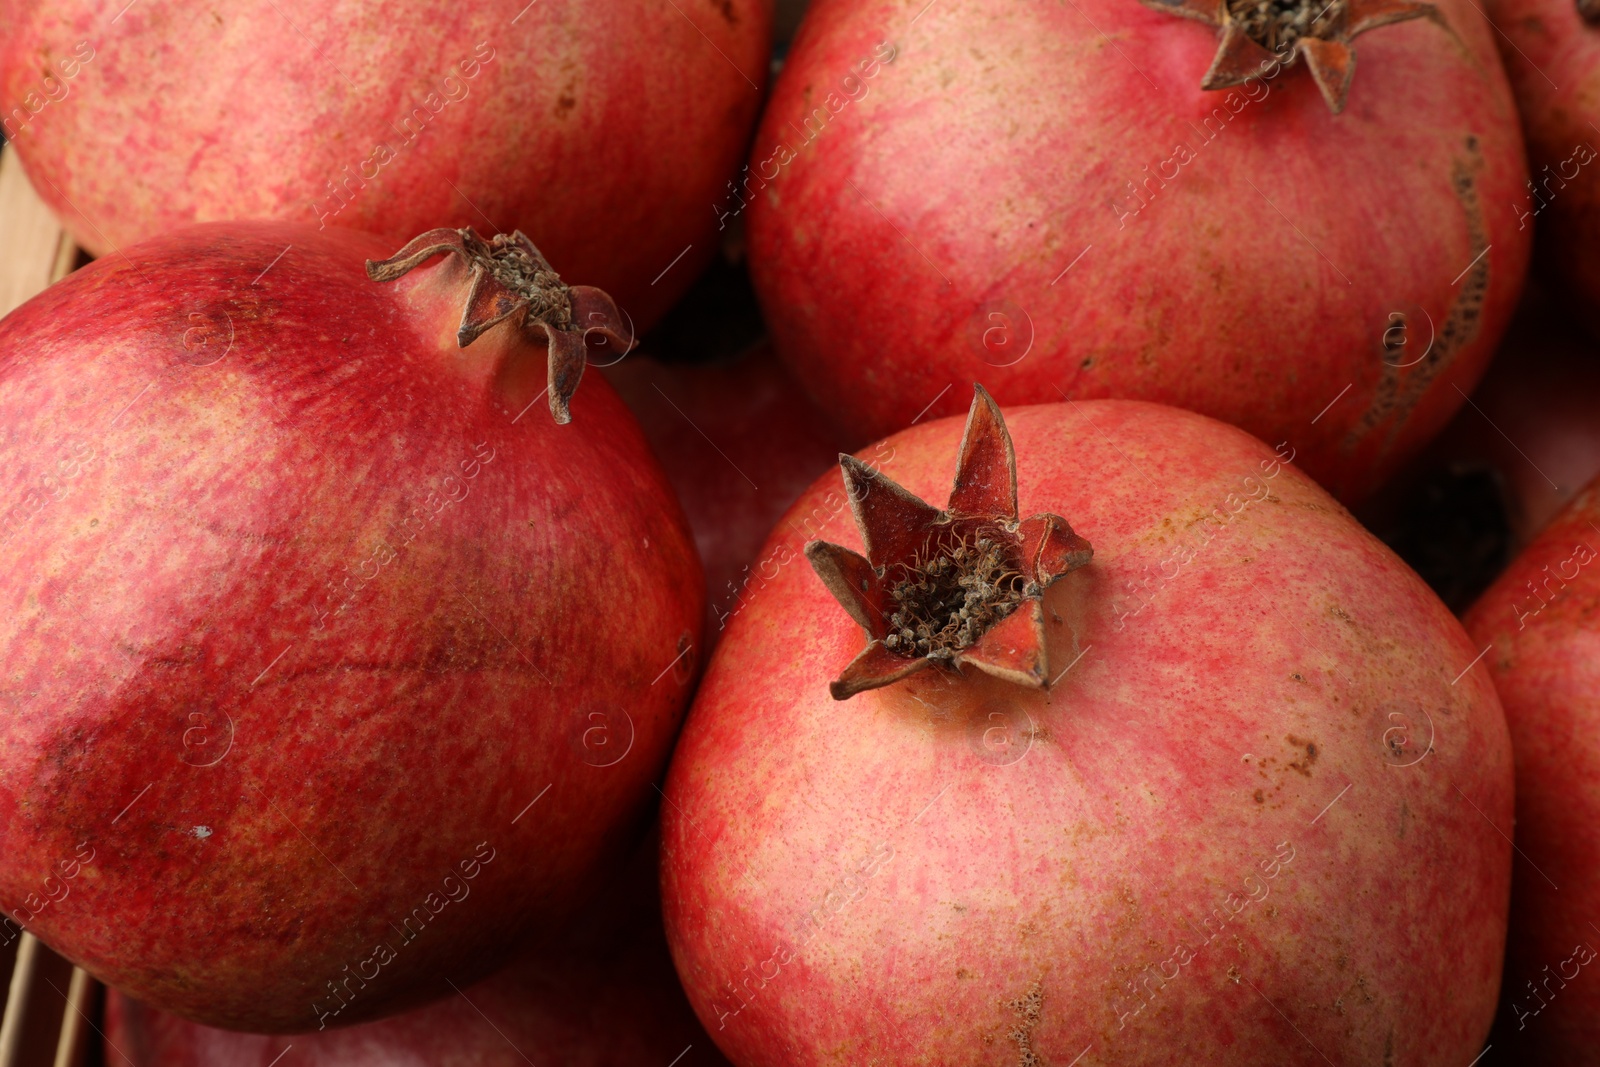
<box><xmin>603</xmin><ymin>342</ymin><xmax>860</xmax><ymax>645</ymax></box>
<box><xmin>0</xmin><ymin>221</ymin><xmax>703</xmax><ymax>1031</ymax></box>
<box><xmin>1465</xmin><ymin>481</ymin><xmax>1600</xmax><ymax>1064</ymax></box>
<box><xmin>662</xmin><ymin>388</ymin><xmax>1512</xmax><ymax>1065</ymax></box>
<box><xmin>105</xmin><ymin>832</ymin><xmax>733</xmax><ymax>1067</ymax></box>
<box><xmin>1483</xmin><ymin>0</ymin><xmax>1600</xmax><ymax>339</ymax></box>
<box><xmin>0</xmin><ymin>0</ymin><xmax>771</xmax><ymax>328</ymax></box>
<box><xmin>746</xmin><ymin>0</ymin><xmax>1529</xmax><ymax>500</ymax></box>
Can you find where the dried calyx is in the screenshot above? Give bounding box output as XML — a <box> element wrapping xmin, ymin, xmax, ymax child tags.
<box><xmin>367</xmin><ymin>227</ymin><xmax>633</xmax><ymax>424</ymax></box>
<box><xmin>1140</xmin><ymin>0</ymin><xmax>1446</xmax><ymax>113</ymax></box>
<box><xmin>885</xmin><ymin>527</ymin><xmax>1027</xmax><ymax>657</ymax></box>
<box><xmin>806</xmin><ymin>385</ymin><xmax>1093</xmax><ymax>701</ymax></box>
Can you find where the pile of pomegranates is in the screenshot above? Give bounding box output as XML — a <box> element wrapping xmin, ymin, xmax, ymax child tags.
<box><xmin>0</xmin><ymin>0</ymin><xmax>1596</xmax><ymax>1062</ymax></box>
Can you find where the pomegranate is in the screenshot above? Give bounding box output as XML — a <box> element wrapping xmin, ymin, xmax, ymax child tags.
<box><xmin>662</xmin><ymin>388</ymin><xmax>1512</xmax><ymax>1064</ymax></box>
<box><xmin>745</xmin><ymin>0</ymin><xmax>1529</xmax><ymax>500</ymax></box>
<box><xmin>1483</xmin><ymin>0</ymin><xmax>1600</xmax><ymax>339</ymax></box>
<box><xmin>0</xmin><ymin>0</ymin><xmax>771</xmax><ymax>328</ymax></box>
<box><xmin>0</xmin><ymin>220</ymin><xmax>703</xmax><ymax>1031</ymax></box>
<box><xmin>105</xmin><ymin>832</ymin><xmax>733</xmax><ymax>1067</ymax></box>
<box><xmin>1464</xmin><ymin>480</ymin><xmax>1600</xmax><ymax>1064</ymax></box>
<box><xmin>603</xmin><ymin>342</ymin><xmax>860</xmax><ymax>645</ymax></box>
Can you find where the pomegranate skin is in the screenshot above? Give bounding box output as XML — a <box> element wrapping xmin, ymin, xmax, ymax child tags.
<box><xmin>0</xmin><ymin>223</ymin><xmax>703</xmax><ymax>1031</ymax></box>
<box><xmin>1465</xmin><ymin>481</ymin><xmax>1600</xmax><ymax>1062</ymax></box>
<box><xmin>104</xmin><ymin>833</ymin><xmax>733</xmax><ymax>1067</ymax></box>
<box><xmin>662</xmin><ymin>400</ymin><xmax>1512</xmax><ymax>1065</ymax></box>
<box><xmin>745</xmin><ymin>0</ymin><xmax>1530</xmax><ymax>501</ymax></box>
<box><xmin>0</xmin><ymin>0</ymin><xmax>771</xmax><ymax>328</ymax></box>
<box><xmin>1484</xmin><ymin>0</ymin><xmax>1600</xmax><ymax>339</ymax></box>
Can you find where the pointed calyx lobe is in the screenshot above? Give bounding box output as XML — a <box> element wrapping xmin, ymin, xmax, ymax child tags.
<box><xmin>805</xmin><ymin>386</ymin><xmax>1093</xmax><ymax>701</ymax></box>
<box><xmin>366</xmin><ymin>227</ymin><xmax>633</xmax><ymax>424</ymax></box>
<box><xmin>1140</xmin><ymin>0</ymin><xmax>1445</xmax><ymax>113</ymax></box>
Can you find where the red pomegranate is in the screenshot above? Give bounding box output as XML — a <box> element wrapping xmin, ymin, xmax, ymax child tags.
<box><xmin>0</xmin><ymin>0</ymin><xmax>771</xmax><ymax>328</ymax></box>
<box><xmin>0</xmin><ymin>221</ymin><xmax>703</xmax><ymax>1031</ymax></box>
<box><xmin>105</xmin><ymin>832</ymin><xmax>733</xmax><ymax>1067</ymax></box>
<box><xmin>1465</xmin><ymin>480</ymin><xmax>1600</xmax><ymax>1063</ymax></box>
<box><xmin>662</xmin><ymin>389</ymin><xmax>1512</xmax><ymax>1065</ymax></box>
<box><xmin>1484</xmin><ymin>0</ymin><xmax>1600</xmax><ymax>339</ymax></box>
<box><xmin>745</xmin><ymin>0</ymin><xmax>1529</xmax><ymax>500</ymax></box>
<box><xmin>603</xmin><ymin>342</ymin><xmax>860</xmax><ymax>645</ymax></box>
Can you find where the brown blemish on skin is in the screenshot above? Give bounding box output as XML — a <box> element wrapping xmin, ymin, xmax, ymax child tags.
<box><xmin>1253</xmin><ymin>789</ymin><xmax>1265</xmax><ymax>804</ymax></box>
<box><xmin>1345</xmin><ymin>136</ymin><xmax>1489</xmax><ymax>458</ymax></box>
<box><xmin>1006</xmin><ymin>982</ymin><xmax>1044</xmax><ymax>1067</ymax></box>
<box><xmin>1286</xmin><ymin>735</ymin><xmax>1319</xmax><ymax>776</ymax></box>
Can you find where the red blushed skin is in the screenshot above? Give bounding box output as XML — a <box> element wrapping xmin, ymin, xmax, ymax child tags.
<box><xmin>603</xmin><ymin>343</ymin><xmax>861</xmax><ymax>645</ymax></box>
<box><xmin>0</xmin><ymin>222</ymin><xmax>704</xmax><ymax>1032</ymax></box>
<box><xmin>1465</xmin><ymin>483</ymin><xmax>1600</xmax><ymax>1063</ymax></box>
<box><xmin>662</xmin><ymin>401</ymin><xmax>1512</xmax><ymax>1065</ymax></box>
<box><xmin>0</xmin><ymin>0</ymin><xmax>771</xmax><ymax>329</ymax></box>
<box><xmin>104</xmin><ymin>833</ymin><xmax>734</xmax><ymax>1067</ymax></box>
<box><xmin>745</xmin><ymin>0</ymin><xmax>1530</xmax><ymax>502</ymax></box>
<box><xmin>1484</xmin><ymin>0</ymin><xmax>1600</xmax><ymax>339</ymax></box>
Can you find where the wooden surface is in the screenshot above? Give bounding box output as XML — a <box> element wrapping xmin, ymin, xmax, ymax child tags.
<box><xmin>0</xmin><ymin>141</ymin><xmax>95</xmax><ymax>1067</ymax></box>
<box><xmin>0</xmin><ymin>145</ymin><xmax>74</xmax><ymax>317</ymax></box>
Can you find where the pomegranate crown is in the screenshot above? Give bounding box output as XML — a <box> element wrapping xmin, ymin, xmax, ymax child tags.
<box><xmin>805</xmin><ymin>385</ymin><xmax>1093</xmax><ymax>701</ymax></box>
<box><xmin>366</xmin><ymin>227</ymin><xmax>634</xmax><ymax>424</ymax></box>
<box><xmin>1140</xmin><ymin>0</ymin><xmax>1448</xmax><ymax>113</ymax></box>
